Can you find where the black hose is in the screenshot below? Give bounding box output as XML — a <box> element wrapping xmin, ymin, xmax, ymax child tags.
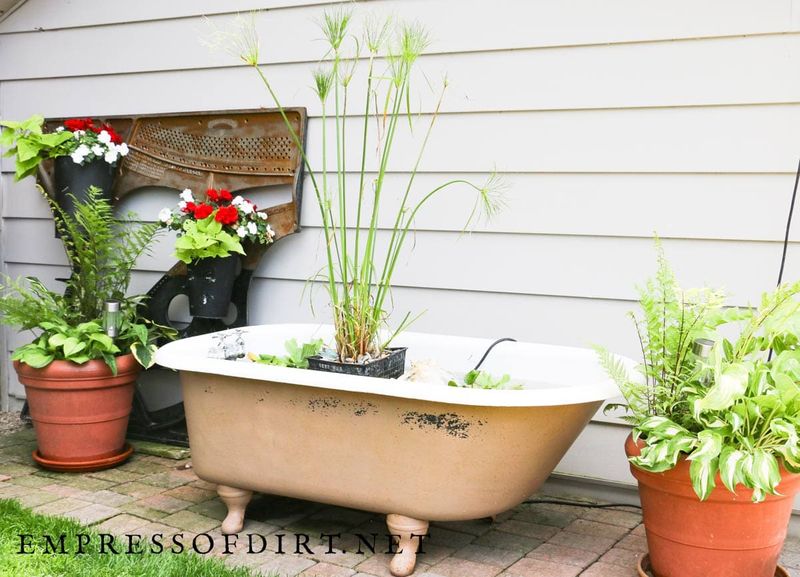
<box><xmin>523</xmin><ymin>498</ymin><xmax>641</xmax><ymax>510</ymax></box>
<box><xmin>472</xmin><ymin>337</ymin><xmax>517</xmax><ymax>371</ymax></box>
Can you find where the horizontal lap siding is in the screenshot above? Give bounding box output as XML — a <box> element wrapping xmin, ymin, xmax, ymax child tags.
<box><xmin>1</xmin><ymin>0</ymin><xmax>799</xmax><ymax>497</ymax></box>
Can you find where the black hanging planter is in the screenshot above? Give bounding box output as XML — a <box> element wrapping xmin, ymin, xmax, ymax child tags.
<box><xmin>54</xmin><ymin>156</ymin><xmax>116</xmax><ymax>218</ymax></box>
<box><xmin>307</xmin><ymin>347</ymin><xmax>407</xmax><ymax>379</ymax></box>
<box><xmin>186</xmin><ymin>255</ymin><xmax>239</xmax><ymax>319</ymax></box>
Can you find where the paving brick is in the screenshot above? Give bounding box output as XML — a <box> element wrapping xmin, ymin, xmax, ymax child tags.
<box><xmin>580</xmin><ymin>508</ymin><xmax>641</xmax><ymax>529</ymax></box>
<box><xmin>472</xmin><ymin>530</ymin><xmax>541</xmax><ymax>553</ymax></box>
<box><xmin>189</xmin><ymin>498</ymin><xmax>229</xmax><ymax>521</ymax></box>
<box><xmin>160</xmin><ymin>510</ymin><xmax>219</xmax><ymax>533</ymax></box>
<box><xmin>94</xmin><ymin>514</ymin><xmax>151</xmax><ymax>534</ymax></box>
<box><xmin>256</xmin><ymin>554</ymin><xmax>317</xmax><ymax>577</ymax></box>
<box><xmin>425</xmin><ymin>526</ymin><xmax>476</xmax><ymax>549</ymax></box>
<box><xmin>163</xmin><ymin>484</ymin><xmax>216</xmax><ymax>503</ymax></box>
<box><xmin>433</xmin><ymin>519</ymin><xmax>494</xmax><ymax>537</ymax></box>
<box><xmin>118</xmin><ymin>459</ymin><xmax>171</xmax><ymax>476</ymax></box>
<box><xmin>16</xmin><ymin>489</ymin><xmax>60</xmax><ymax>508</ymax></box>
<box><xmin>88</xmin><ymin>468</ymin><xmax>143</xmax><ymax>484</ymax></box>
<box><xmin>452</xmin><ymin>543</ymin><xmax>523</xmax><ymax>567</ymax></box>
<box><xmin>67</xmin><ymin>503</ymin><xmax>121</xmax><ymax>525</ymax></box>
<box><xmin>0</xmin><ymin>482</ymin><xmax>33</xmax><ymax>498</ymax></box>
<box><xmin>9</xmin><ymin>474</ymin><xmax>53</xmax><ymax>488</ymax></box>
<box><xmin>427</xmin><ymin>556</ymin><xmax>501</xmax><ymax>577</ymax></box>
<box><xmin>60</xmin><ymin>476</ymin><xmax>115</xmax><ymax>492</ymax></box>
<box><xmin>562</xmin><ymin>519</ymin><xmax>630</xmax><ymax>541</ymax></box>
<box><xmin>0</xmin><ymin>462</ymin><xmax>38</xmax><ymax>477</ymax></box>
<box><xmin>547</xmin><ymin>531</ymin><xmax>616</xmax><ymax>555</ymax></box>
<box><xmin>32</xmin><ymin>498</ymin><xmax>93</xmax><ymax>516</ymax></box>
<box><xmin>526</xmin><ymin>542</ymin><xmax>598</xmax><ymax>568</ymax></box>
<box><xmin>579</xmin><ymin>561</ymin><xmax>639</xmax><ymax>576</ymax></box>
<box><xmin>503</xmin><ymin>556</ymin><xmax>582</xmax><ymax>577</ymax></box>
<box><xmin>138</xmin><ymin>470</ymin><xmax>195</xmax><ymax>489</ymax></box>
<box><xmin>598</xmin><ymin>546</ymin><xmax>644</xmax><ymax>568</ymax></box>
<box><xmin>0</xmin><ymin>474</ymin><xmax>10</xmax><ymax>482</ymax></box>
<box><xmin>631</xmin><ymin>524</ymin><xmax>646</xmax><ymax>537</ymax></box>
<box><xmin>495</xmin><ymin>519</ymin><xmax>559</xmax><ymax>541</ymax></box>
<box><xmin>309</xmin><ymin>506</ymin><xmax>377</xmax><ymax>528</ymax></box>
<box><xmin>136</xmin><ymin>521</ymin><xmax>182</xmax><ymax>539</ymax></box>
<box><xmin>83</xmin><ymin>489</ymin><xmax>134</xmax><ymax>507</ymax></box>
<box><xmin>112</xmin><ymin>481</ymin><xmax>166</xmax><ymax>500</ymax></box>
<box><xmin>119</xmin><ymin>501</ymin><xmax>169</xmax><ymax>521</ymax></box>
<box><xmin>136</xmin><ymin>494</ymin><xmax>193</xmax><ymax>514</ymax></box>
<box><xmin>614</xmin><ymin>534</ymin><xmax>648</xmax><ymax>554</ymax></box>
<box><xmin>354</xmin><ymin>554</ymin><xmax>431</xmax><ymax>577</ymax></box>
<box><xmin>40</xmin><ymin>483</ymin><xmax>95</xmax><ymax>501</ymax></box>
<box><xmin>781</xmin><ymin>550</ymin><xmax>800</xmax><ymax>569</ymax></box>
<box><xmin>512</xmin><ymin>506</ymin><xmax>577</xmax><ymax>528</ymax></box>
<box><xmin>299</xmin><ymin>561</ymin><xmax>357</xmax><ymax>576</ymax></box>
<box><xmin>415</xmin><ymin>542</ymin><xmax>454</xmax><ymax>565</ymax></box>
<box><xmin>191</xmin><ymin>478</ymin><xmax>218</xmax><ymax>491</ymax></box>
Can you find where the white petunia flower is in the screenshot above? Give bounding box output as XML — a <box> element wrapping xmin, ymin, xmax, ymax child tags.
<box><xmin>247</xmin><ymin>221</ymin><xmax>258</xmax><ymax>235</ymax></box>
<box><xmin>73</xmin><ymin>130</ymin><xmax>84</xmax><ymax>139</ymax></box>
<box><xmin>117</xmin><ymin>143</ymin><xmax>129</xmax><ymax>156</ymax></box>
<box><xmin>97</xmin><ymin>130</ymin><xmax>112</xmax><ymax>144</ymax></box>
<box><xmin>180</xmin><ymin>189</ymin><xmax>194</xmax><ymax>202</ymax></box>
<box><xmin>91</xmin><ymin>145</ymin><xmax>104</xmax><ymax>156</ymax></box>
<box><xmin>75</xmin><ymin>144</ymin><xmax>91</xmax><ymax>156</ymax></box>
<box><xmin>70</xmin><ymin>151</ymin><xmax>86</xmax><ymax>164</ymax></box>
<box><xmin>266</xmin><ymin>224</ymin><xmax>275</xmax><ymax>237</ymax></box>
<box><xmin>237</xmin><ymin>227</ymin><xmax>247</xmax><ymax>238</ymax></box>
<box><xmin>158</xmin><ymin>208</ymin><xmax>173</xmax><ymax>223</ymax></box>
<box><xmin>104</xmin><ymin>148</ymin><xmax>119</xmax><ymax>164</ymax></box>
<box><xmin>178</xmin><ymin>200</ymin><xmax>187</xmax><ymax>210</ymax></box>
<box><xmin>240</xmin><ymin>201</ymin><xmax>254</xmax><ymax>215</ymax></box>
<box><xmin>231</xmin><ymin>195</ymin><xmax>244</xmax><ymax>206</ymax></box>
<box><xmin>258</xmin><ymin>212</ymin><xmax>268</xmax><ymax>220</ymax></box>
<box><xmin>55</xmin><ymin>126</ymin><xmax>65</xmax><ymax>133</ymax></box>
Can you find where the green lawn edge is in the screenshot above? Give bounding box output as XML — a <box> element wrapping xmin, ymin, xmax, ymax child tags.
<box><xmin>0</xmin><ymin>498</ymin><xmax>265</xmax><ymax>577</ymax></box>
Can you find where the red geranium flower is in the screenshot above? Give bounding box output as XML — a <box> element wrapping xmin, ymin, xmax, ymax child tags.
<box><xmin>218</xmin><ymin>189</ymin><xmax>232</xmax><ymax>202</ymax></box>
<box><xmin>214</xmin><ymin>205</ymin><xmax>239</xmax><ymax>226</ymax></box>
<box><xmin>193</xmin><ymin>203</ymin><xmax>213</xmax><ymax>220</ymax></box>
<box><xmin>182</xmin><ymin>202</ymin><xmax>196</xmax><ymax>214</ymax></box>
<box><xmin>206</xmin><ymin>188</ymin><xmax>219</xmax><ymax>203</ymax></box>
<box><xmin>63</xmin><ymin>118</ymin><xmax>93</xmax><ymax>131</ymax></box>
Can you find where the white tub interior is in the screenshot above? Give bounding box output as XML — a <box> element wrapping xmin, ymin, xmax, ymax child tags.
<box><xmin>155</xmin><ymin>323</ymin><xmax>626</xmax><ymax>407</ymax></box>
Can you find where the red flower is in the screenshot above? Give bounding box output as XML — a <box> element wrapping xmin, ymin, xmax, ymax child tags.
<box><xmin>218</xmin><ymin>189</ymin><xmax>232</xmax><ymax>202</ymax></box>
<box><xmin>206</xmin><ymin>188</ymin><xmax>219</xmax><ymax>203</ymax></box>
<box><xmin>63</xmin><ymin>118</ymin><xmax>93</xmax><ymax>131</ymax></box>
<box><xmin>100</xmin><ymin>123</ymin><xmax>123</xmax><ymax>144</ymax></box>
<box><xmin>193</xmin><ymin>203</ymin><xmax>213</xmax><ymax>220</ymax></box>
<box><xmin>182</xmin><ymin>202</ymin><xmax>196</xmax><ymax>214</ymax></box>
<box><xmin>214</xmin><ymin>205</ymin><xmax>239</xmax><ymax>226</ymax></box>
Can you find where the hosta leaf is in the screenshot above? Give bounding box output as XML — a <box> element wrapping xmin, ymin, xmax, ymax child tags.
<box><xmin>694</xmin><ymin>363</ymin><xmax>749</xmax><ymax>416</ymax></box>
<box><xmin>690</xmin><ymin>456</ymin><xmax>719</xmax><ymax>500</ymax></box>
<box><xmin>719</xmin><ymin>446</ymin><xmax>745</xmax><ymax>492</ymax></box>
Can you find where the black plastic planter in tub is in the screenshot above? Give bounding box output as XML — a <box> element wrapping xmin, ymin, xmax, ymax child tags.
<box><xmin>186</xmin><ymin>255</ymin><xmax>239</xmax><ymax>319</ymax></box>
<box><xmin>54</xmin><ymin>156</ymin><xmax>115</xmax><ymax>218</ymax></box>
<box><xmin>307</xmin><ymin>347</ymin><xmax>407</xmax><ymax>379</ymax></box>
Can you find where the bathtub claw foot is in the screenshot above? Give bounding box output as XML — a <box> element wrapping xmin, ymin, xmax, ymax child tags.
<box><xmin>387</xmin><ymin>514</ymin><xmax>429</xmax><ymax>577</ymax></box>
<box><xmin>217</xmin><ymin>485</ymin><xmax>252</xmax><ymax>534</ymax></box>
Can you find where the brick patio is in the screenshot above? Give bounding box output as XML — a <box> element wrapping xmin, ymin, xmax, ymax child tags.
<box><xmin>1</xmin><ymin>426</ymin><xmax>798</xmax><ymax>577</ymax></box>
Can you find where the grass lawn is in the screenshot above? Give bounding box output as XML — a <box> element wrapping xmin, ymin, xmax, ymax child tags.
<box><xmin>0</xmin><ymin>499</ymin><xmax>262</xmax><ymax>577</ymax></box>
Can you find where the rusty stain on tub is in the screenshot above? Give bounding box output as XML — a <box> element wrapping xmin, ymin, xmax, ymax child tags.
<box><xmin>401</xmin><ymin>411</ymin><xmax>483</xmax><ymax>439</ymax></box>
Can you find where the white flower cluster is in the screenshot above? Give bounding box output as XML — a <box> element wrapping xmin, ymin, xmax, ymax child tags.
<box><xmin>69</xmin><ymin>130</ymin><xmax>129</xmax><ymax>166</ymax></box>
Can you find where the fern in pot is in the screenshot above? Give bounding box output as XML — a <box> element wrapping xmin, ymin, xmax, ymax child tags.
<box><xmin>596</xmin><ymin>245</ymin><xmax>800</xmax><ymax>577</ymax></box>
<box><xmin>0</xmin><ymin>187</ymin><xmax>173</xmax><ymax>472</ymax></box>
<box><xmin>209</xmin><ymin>11</ymin><xmax>503</xmax><ymax>377</ymax></box>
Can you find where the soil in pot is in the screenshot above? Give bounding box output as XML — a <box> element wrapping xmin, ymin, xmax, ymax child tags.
<box><xmin>625</xmin><ymin>435</ymin><xmax>800</xmax><ymax>577</ymax></box>
<box><xmin>186</xmin><ymin>255</ymin><xmax>239</xmax><ymax>319</ymax></box>
<box><xmin>14</xmin><ymin>354</ymin><xmax>140</xmax><ymax>472</ymax></box>
<box><xmin>54</xmin><ymin>156</ymin><xmax>115</xmax><ymax>220</ymax></box>
<box><xmin>307</xmin><ymin>347</ymin><xmax>407</xmax><ymax>379</ymax></box>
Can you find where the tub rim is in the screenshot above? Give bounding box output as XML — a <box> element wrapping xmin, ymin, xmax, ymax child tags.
<box><xmin>155</xmin><ymin>323</ymin><xmax>626</xmax><ymax>407</ymax></box>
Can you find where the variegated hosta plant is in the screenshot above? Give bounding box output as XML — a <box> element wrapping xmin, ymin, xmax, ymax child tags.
<box><xmin>597</xmin><ymin>243</ymin><xmax>800</xmax><ymax>502</ymax></box>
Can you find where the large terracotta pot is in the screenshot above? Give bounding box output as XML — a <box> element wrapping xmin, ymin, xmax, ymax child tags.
<box><xmin>14</xmin><ymin>354</ymin><xmax>140</xmax><ymax>472</ymax></box>
<box><xmin>625</xmin><ymin>434</ymin><xmax>800</xmax><ymax>577</ymax></box>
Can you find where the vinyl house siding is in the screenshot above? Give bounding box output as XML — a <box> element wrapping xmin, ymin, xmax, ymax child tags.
<box><xmin>1</xmin><ymin>0</ymin><xmax>800</xmax><ymax>504</ymax></box>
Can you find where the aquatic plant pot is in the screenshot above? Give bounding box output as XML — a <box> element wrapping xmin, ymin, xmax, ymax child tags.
<box><xmin>156</xmin><ymin>324</ymin><xmax>622</xmax><ymax>576</ymax></box>
<box><xmin>625</xmin><ymin>435</ymin><xmax>800</xmax><ymax>577</ymax></box>
<box><xmin>54</xmin><ymin>156</ymin><xmax>115</xmax><ymax>221</ymax></box>
<box><xmin>307</xmin><ymin>347</ymin><xmax>407</xmax><ymax>379</ymax></box>
<box><xmin>13</xmin><ymin>354</ymin><xmax>140</xmax><ymax>472</ymax></box>
<box><xmin>186</xmin><ymin>255</ymin><xmax>238</xmax><ymax>319</ymax></box>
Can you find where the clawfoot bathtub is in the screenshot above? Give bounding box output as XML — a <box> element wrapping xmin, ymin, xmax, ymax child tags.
<box><xmin>155</xmin><ymin>324</ymin><xmax>621</xmax><ymax>576</ymax></box>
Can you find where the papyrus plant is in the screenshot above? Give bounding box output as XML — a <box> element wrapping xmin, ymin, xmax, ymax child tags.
<box><xmin>597</xmin><ymin>243</ymin><xmax>800</xmax><ymax>501</ymax></box>
<box><xmin>209</xmin><ymin>11</ymin><xmax>502</xmax><ymax>362</ymax></box>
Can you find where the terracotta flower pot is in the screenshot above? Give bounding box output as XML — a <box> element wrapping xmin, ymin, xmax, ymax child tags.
<box><xmin>625</xmin><ymin>434</ymin><xmax>800</xmax><ymax>577</ymax></box>
<box><xmin>14</xmin><ymin>354</ymin><xmax>140</xmax><ymax>472</ymax></box>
